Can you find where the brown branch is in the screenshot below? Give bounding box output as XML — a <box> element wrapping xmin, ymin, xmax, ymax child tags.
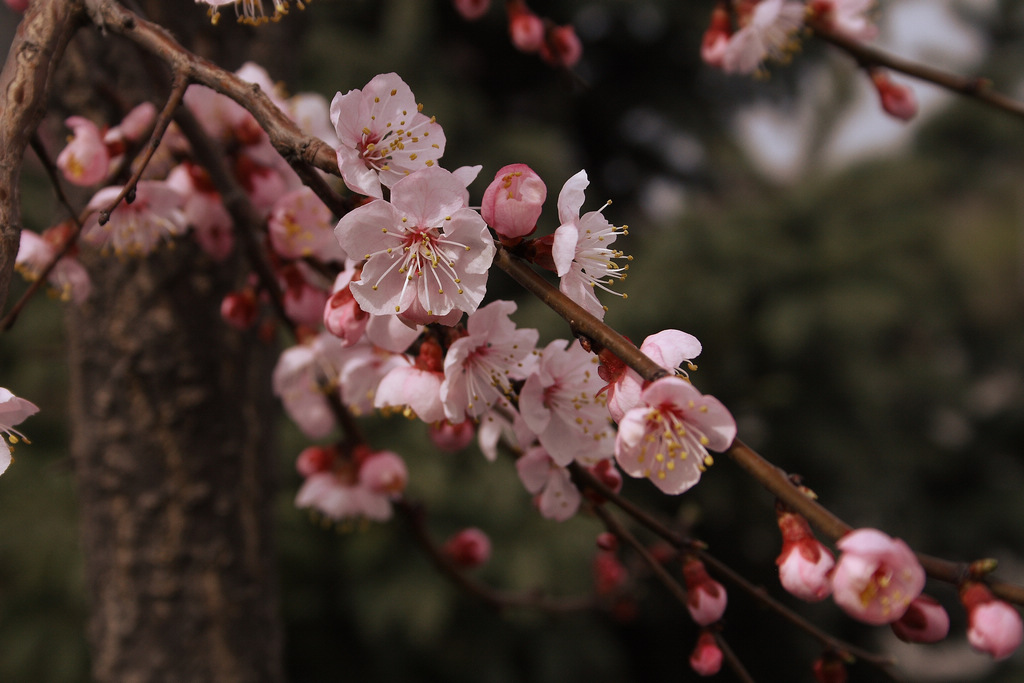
<box><xmin>812</xmin><ymin>24</ymin><xmax>1024</xmax><ymax>121</ymax></box>
<box><xmin>397</xmin><ymin>498</ymin><xmax>599</xmax><ymax>613</ymax></box>
<box><xmin>97</xmin><ymin>73</ymin><xmax>188</xmax><ymax>225</ymax></box>
<box><xmin>0</xmin><ymin>0</ymin><xmax>85</xmax><ymax>311</ymax></box>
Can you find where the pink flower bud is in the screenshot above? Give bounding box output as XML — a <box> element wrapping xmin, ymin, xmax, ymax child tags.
<box><xmin>324</xmin><ymin>286</ymin><xmax>369</xmax><ymax>346</ymax></box>
<box><xmin>540</xmin><ymin>25</ymin><xmax>583</xmax><ymax>68</ymax></box>
<box><xmin>4</xmin><ymin>0</ymin><xmax>29</xmax><ymax>12</ymax></box>
<box><xmin>689</xmin><ymin>631</ymin><xmax>723</xmax><ymax>677</ymax></box>
<box><xmin>453</xmin><ymin>0</ymin><xmax>489</xmax><ymax>20</ymax></box>
<box><xmin>594</xmin><ymin>550</ymin><xmax>627</xmax><ymax>595</ymax></box>
<box><xmin>508</xmin><ymin>1</ymin><xmax>544</xmax><ymax>53</ymax></box>
<box><xmin>961</xmin><ymin>582</ymin><xmax>1023</xmax><ymax>660</ymax></box>
<box><xmin>683</xmin><ymin>557</ymin><xmax>727</xmax><ymax>626</ymax></box>
<box><xmin>890</xmin><ymin>594</ymin><xmax>949</xmax><ymax>643</ymax></box>
<box><xmin>701</xmin><ymin>3</ymin><xmax>732</xmax><ymax>67</ymax></box>
<box><xmin>429</xmin><ymin>420</ymin><xmax>476</xmax><ymax>452</ymax></box>
<box><xmin>831</xmin><ymin>528</ymin><xmax>925</xmax><ymax>625</ymax></box>
<box><xmin>358</xmin><ymin>450</ymin><xmax>408</xmax><ymax>496</ymax></box>
<box><xmin>871</xmin><ymin>70</ymin><xmax>918</xmax><ymax>121</ymax></box>
<box><xmin>481</xmin><ymin>164</ymin><xmax>547</xmax><ymax>242</ymax></box>
<box><xmin>295</xmin><ymin>445</ymin><xmax>337</xmax><ymax>477</ymax></box>
<box><xmin>443</xmin><ymin>527</ymin><xmax>492</xmax><ymax>568</ymax></box>
<box><xmin>220</xmin><ymin>290</ymin><xmax>259</xmax><ymax>330</ymax></box>
<box><xmin>776</xmin><ymin>511</ymin><xmax>835</xmax><ymax>602</ymax></box>
<box><xmin>595</xmin><ymin>532</ymin><xmax>618</xmax><ymax>552</ymax></box>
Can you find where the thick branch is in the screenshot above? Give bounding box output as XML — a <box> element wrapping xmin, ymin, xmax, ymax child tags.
<box><xmin>0</xmin><ymin>0</ymin><xmax>84</xmax><ymax>310</ymax></box>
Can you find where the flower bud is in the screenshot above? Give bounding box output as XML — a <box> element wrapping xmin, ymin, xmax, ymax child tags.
<box><xmin>508</xmin><ymin>1</ymin><xmax>544</xmax><ymax>53</ymax></box>
<box><xmin>871</xmin><ymin>70</ymin><xmax>918</xmax><ymax>121</ymax></box>
<box><xmin>358</xmin><ymin>450</ymin><xmax>408</xmax><ymax>496</ymax></box>
<box><xmin>961</xmin><ymin>582</ymin><xmax>1023</xmax><ymax>660</ymax></box>
<box><xmin>595</xmin><ymin>532</ymin><xmax>618</xmax><ymax>552</ymax></box>
<box><xmin>831</xmin><ymin>528</ymin><xmax>924</xmax><ymax>625</ymax></box>
<box><xmin>324</xmin><ymin>286</ymin><xmax>369</xmax><ymax>346</ymax></box>
<box><xmin>429</xmin><ymin>420</ymin><xmax>476</xmax><ymax>452</ymax></box>
<box><xmin>221</xmin><ymin>290</ymin><xmax>259</xmax><ymax>330</ymax></box>
<box><xmin>540</xmin><ymin>25</ymin><xmax>583</xmax><ymax>68</ymax></box>
<box><xmin>443</xmin><ymin>527</ymin><xmax>492</xmax><ymax>568</ymax></box>
<box><xmin>453</xmin><ymin>0</ymin><xmax>489</xmax><ymax>20</ymax></box>
<box><xmin>594</xmin><ymin>550</ymin><xmax>627</xmax><ymax>595</ymax></box>
<box><xmin>683</xmin><ymin>557</ymin><xmax>727</xmax><ymax>626</ymax></box>
<box><xmin>689</xmin><ymin>631</ymin><xmax>723</xmax><ymax>677</ymax></box>
<box><xmin>813</xmin><ymin>653</ymin><xmax>848</xmax><ymax>683</ymax></box>
<box><xmin>890</xmin><ymin>595</ymin><xmax>950</xmax><ymax>644</ymax></box>
<box><xmin>776</xmin><ymin>510</ymin><xmax>834</xmax><ymax>602</ymax></box>
<box><xmin>295</xmin><ymin>445</ymin><xmax>337</xmax><ymax>477</ymax></box>
<box><xmin>481</xmin><ymin>164</ymin><xmax>547</xmax><ymax>243</ymax></box>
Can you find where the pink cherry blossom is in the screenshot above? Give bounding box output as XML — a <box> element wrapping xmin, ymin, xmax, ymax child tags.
<box><xmin>330</xmin><ymin>72</ymin><xmax>446</xmax><ymax>199</ymax></box>
<box><xmin>0</xmin><ymin>388</ymin><xmax>39</xmax><ymax>476</ymax></box>
<box><xmin>166</xmin><ymin>163</ymin><xmax>235</xmax><ymax>261</ymax></box>
<box><xmin>295</xmin><ymin>445</ymin><xmax>337</xmax><ymax>477</ymax></box>
<box><xmin>720</xmin><ymin>0</ymin><xmax>805</xmax><ymax>75</ymax></box>
<box><xmin>481</xmin><ymin>163</ymin><xmax>547</xmax><ymax>242</ymax></box>
<box><xmin>335</xmin><ymin>166</ymin><xmax>495</xmax><ymax>324</ymax></box>
<box><xmin>16</xmin><ymin>229</ymin><xmax>92</xmax><ymax>304</ymax></box>
<box><xmin>683</xmin><ymin>557</ymin><xmax>727</xmax><ymax>626</ymax></box>
<box><xmin>82</xmin><ymin>181</ymin><xmax>188</xmax><ymax>256</ymax></box>
<box><xmin>440</xmin><ymin>299</ymin><xmax>538</xmax><ymax>422</ymax></box>
<box><xmin>374</xmin><ymin>338</ymin><xmax>446</xmax><ymax>423</ymax></box>
<box><xmin>551</xmin><ymin>170</ymin><xmax>629</xmax><ymax>320</ymax></box>
<box><xmin>428</xmin><ymin>420</ymin><xmax>476</xmax><ymax>452</ymax></box>
<box><xmin>358</xmin><ymin>450</ymin><xmax>408</xmax><ymax>496</ymax></box>
<box><xmin>518</xmin><ymin>339</ymin><xmax>615</xmax><ymax>466</ymax></box>
<box><xmin>701</xmin><ymin>3</ymin><xmax>733</xmax><ymax>68</ymax></box>
<box><xmin>272</xmin><ymin>332</ymin><xmax>346</xmax><ymax>439</ymax></box>
<box><xmin>295</xmin><ymin>471</ymin><xmax>392</xmax><ymax>523</ymax></box>
<box><xmin>57</xmin><ymin>117</ymin><xmax>110</xmax><ymax>187</ymax></box>
<box><xmin>614</xmin><ymin>376</ymin><xmax>736</xmax><ymax>495</ymax></box>
<box><xmin>507</xmin><ymin>1</ymin><xmax>545</xmax><ymax>53</ymax></box>
<box><xmin>443</xmin><ymin>528</ymin><xmax>492</xmax><ymax>568</ymax></box>
<box><xmin>324</xmin><ymin>267</ymin><xmax>370</xmax><ymax>346</ymax></box>
<box><xmin>776</xmin><ymin>510</ymin><xmax>835</xmax><ymax>602</ymax></box>
<box><xmin>689</xmin><ymin>631</ymin><xmax>723</xmax><ymax>677</ymax></box>
<box><xmin>336</xmin><ymin>340</ymin><xmax>408</xmax><ymax>416</ymax></box>
<box><xmin>809</xmin><ymin>0</ymin><xmax>877</xmax><ymax>42</ymax></box>
<box><xmin>890</xmin><ymin>595</ymin><xmax>949</xmax><ymax>644</ymax></box>
<box><xmin>286</xmin><ymin>92</ymin><xmax>339</xmax><ymax>149</ymax></box>
<box><xmin>962</xmin><ymin>582</ymin><xmax>1023</xmax><ymax>660</ymax></box>
<box><xmin>269</xmin><ymin>186</ymin><xmax>347</xmax><ymax>262</ymax></box>
<box><xmin>453</xmin><ymin>0</ymin><xmax>490</xmax><ymax>21</ymax></box>
<box><xmin>516</xmin><ymin>446</ymin><xmax>582</xmax><ymax>522</ymax></box>
<box><xmin>540</xmin><ymin>25</ymin><xmax>583</xmax><ymax>68</ymax></box>
<box><xmin>831</xmin><ymin>528</ymin><xmax>925</xmax><ymax>625</ymax></box>
<box><xmin>604</xmin><ymin>329</ymin><xmax>702</xmax><ymax>423</ymax></box>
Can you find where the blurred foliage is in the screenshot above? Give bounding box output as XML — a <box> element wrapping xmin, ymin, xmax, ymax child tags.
<box><xmin>2</xmin><ymin>0</ymin><xmax>1024</xmax><ymax>681</ymax></box>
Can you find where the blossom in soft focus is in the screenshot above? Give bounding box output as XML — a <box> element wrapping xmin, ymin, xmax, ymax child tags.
<box><xmin>269</xmin><ymin>186</ymin><xmax>347</xmax><ymax>262</ymax></box>
<box><xmin>335</xmin><ymin>166</ymin><xmax>494</xmax><ymax>325</ymax></box>
<box><xmin>16</xmin><ymin>228</ymin><xmax>92</xmax><ymax>304</ymax></box>
<box><xmin>166</xmin><ymin>163</ymin><xmax>234</xmax><ymax>261</ymax></box>
<box><xmin>813</xmin><ymin>654</ymin><xmax>848</xmax><ymax>683</ymax></box>
<box><xmin>330</xmin><ymin>72</ymin><xmax>446</xmax><ymax>198</ymax></box>
<box><xmin>870</xmin><ymin>70</ymin><xmax>918</xmax><ymax>121</ymax></box>
<box><xmin>604</xmin><ymin>328</ymin><xmax>701</xmax><ymax>423</ymax></box>
<box><xmin>701</xmin><ymin>2</ymin><xmax>733</xmax><ymax>68</ymax></box>
<box><xmin>480</xmin><ymin>163</ymin><xmax>547</xmax><ymax>242</ymax></box>
<box><xmin>0</xmin><ymin>388</ymin><xmax>40</xmax><ymax>476</ymax></box>
<box><xmin>507</xmin><ymin>0</ymin><xmax>545</xmax><ymax>53</ymax></box>
<box><xmin>295</xmin><ymin>445</ymin><xmax>337</xmax><ymax>477</ymax></box>
<box><xmin>516</xmin><ymin>446</ymin><xmax>582</xmax><ymax>522</ymax></box>
<box><xmin>453</xmin><ymin>0</ymin><xmax>489</xmax><ymax>21</ymax></box>
<box><xmin>57</xmin><ymin>117</ymin><xmax>110</xmax><ymax>186</ymax></box>
<box><xmin>689</xmin><ymin>631</ymin><xmax>723</xmax><ymax>677</ymax></box>
<box><xmin>358</xmin><ymin>450</ymin><xmax>408</xmax><ymax>496</ymax></box>
<box><xmin>272</xmin><ymin>332</ymin><xmax>346</xmax><ymax>439</ymax></box>
<box><xmin>279</xmin><ymin>263</ymin><xmax>329</xmax><ymax>329</ymax></box>
<box><xmin>4</xmin><ymin>0</ymin><xmax>29</xmax><ymax>13</ymax></box>
<box><xmin>890</xmin><ymin>595</ymin><xmax>950</xmax><ymax>644</ymax></box>
<box><xmin>540</xmin><ymin>25</ymin><xmax>583</xmax><ymax>68</ymax></box>
<box><xmin>551</xmin><ymin>170</ymin><xmax>629</xmax><ymax>320</ymax></box>
<box><xmin>443</xmin><ymin>528</ymin><xmax>492</xmax><ymax>568</ymax></box>
<box><xmin>428</xmin><ymin>420</ymin><xmax>476</xmax><ymax>452</ymax></box>
<box><xmin>808</xmin><ymin>0</ymin><xmax>877</xmax><ymax>41</ymax></box>
<box><xmin>440</xmin><ymin>299</ymin><xmax>538</xmax><ymax>422</ymax></box>
<box><xmin>683</xmin><ymin>557</ymin><xmax>728</xmax><ymax>626</ymax></box>
<box><xmin>831</xmin><ymin>528</ymin><xmax>925</xmax><ymax>625</ymax></box>
<box><xmin>220</xmin><ymin>290</ymin><xmax>259</xmax><ymax>330</ymax></box>
<box><xmin>776</xmin><ymin>510</ymin><xmax>835</xmax><ymax>602</ymax></box>
<box><xmin>720</xmin><ymin>0</ymin><xmax>805</xmax><ymax>75</ymax></box>
<box><xmin>614</xmin><ymin>376</ymin><xmax>736</xmax><ymax>495</ymax></box>
<box><xmin>961</xmin><ymin>582</ymin><xmax>1023</xmax><ymax>660</ymax></box>
<box><xmin>519</xmin><ymin>339</ymin><xmax>614</xmax><ymax>466</ymax></box>
<box><xmin>82</xmin><ymin>181</ymin><xmax>188</xmax><ymax>256</ymax></box>
<box><xmin>594</xmin><ymin>550</ymin><xmax>627</xmax><ymax>595</ymax></box>
<box><xmin>335</xmin><ymin>340</ymin><xmax>408</xmax><ymax>416</ymax></box>
<box><xmin>294</xmin><ymin>471</ymin><xmax>392</xmax><ymax>523</ymax></box>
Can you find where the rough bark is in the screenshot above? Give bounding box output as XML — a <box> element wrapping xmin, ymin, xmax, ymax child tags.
<box><xmin>54</xmin><ymin>3</ymin><xmax>307</xmax><ymax>681</ymax></box>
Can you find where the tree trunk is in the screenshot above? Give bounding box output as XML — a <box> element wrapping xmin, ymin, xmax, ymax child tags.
<box><xmin>58</xmin><ymin>3</ymin><xmax>307</xmax><ymax>681</ymax></box>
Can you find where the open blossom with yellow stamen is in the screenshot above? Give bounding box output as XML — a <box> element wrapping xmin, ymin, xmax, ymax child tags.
<box><xmin>197</xmin><ymin>0</ymin><xmax>303</xmax><ymax>26</ymax></box>
<box><xmin>831</xmin><ymin>528</ymin><xmax>925</xmax><ymax>625</ymax></box>
<box><xmin>614</xmin><ymin>376</ymin><xmax>735</xmax><ymax>495</ymax></box>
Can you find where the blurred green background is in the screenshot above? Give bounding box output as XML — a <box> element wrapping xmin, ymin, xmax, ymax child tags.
<box><xmin>2</xmin><ymin>0</ymin><xmax>1024</xmax><ymax>680</ymax></box>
